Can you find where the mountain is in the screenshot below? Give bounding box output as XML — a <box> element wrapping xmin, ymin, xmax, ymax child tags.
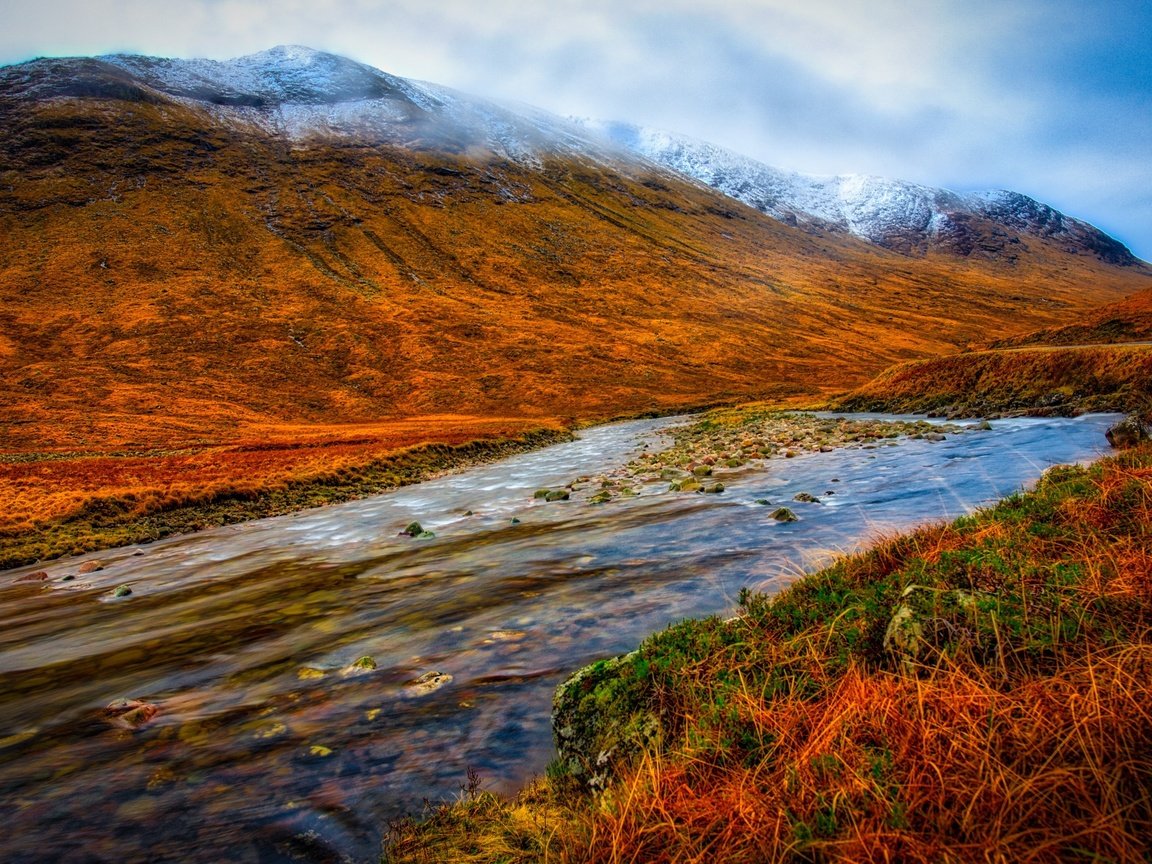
<box><xmin>0</xmin><ymin>47</ymin><xmax>1148</xmax><ymax>456</ymax></box>
<box><xmin>580</xmin><ymin>121</ymin><xmax>1139</xmax><ymax>264</ymax></box>
<box><xmin>16</xmin><ymin>45</ymin><xmax>616</xmax><ymax>162</ymax></box>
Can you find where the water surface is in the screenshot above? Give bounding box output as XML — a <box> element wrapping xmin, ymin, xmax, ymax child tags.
<box><xmin>0</xmin><ymin>413</ymin><xmax>1119</xmax><ymax>863</ymax></box>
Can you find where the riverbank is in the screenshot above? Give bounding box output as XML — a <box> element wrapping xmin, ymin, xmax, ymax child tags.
<box><xmin>386</xmin><ymin>440</ymin><xmax>1152</xmax><ymax>863</ymax></box>
<box><xmin>1</xmin><ymin>404</ymin><xmax>974</xmax><ymax>572</ymax></box>
<box><xmin>0</xmin><ymin>423</ymin><xmax>572</xmax><ymax>570</ymax></box>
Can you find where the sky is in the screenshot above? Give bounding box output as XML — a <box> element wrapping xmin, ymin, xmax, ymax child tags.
<box><xmin>3</xmin><ymin>0</ymin><xmax>1150</xmax><ymax>259</ymax></box>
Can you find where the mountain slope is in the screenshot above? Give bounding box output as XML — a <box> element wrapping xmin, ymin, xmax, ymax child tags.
<box><xmin>0</xmin><ymin>47</ymin><xmax>1149</xmax><ymax>457</ymax></box>
<box><xmin>990</xmin><ymin>287</ymin><xmax>1152</xmax><ymax>348</ymax></box>
<box><xmin>582</xmin><ymin>121</ymin><xmax>1139</xmax><ymax>264</ymax></box>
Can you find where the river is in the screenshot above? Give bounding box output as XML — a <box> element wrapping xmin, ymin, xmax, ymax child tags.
<box><xmin>0</xmin><ymin>412</ymin><xmax>1120</xmax><ymax>863</ymax></box>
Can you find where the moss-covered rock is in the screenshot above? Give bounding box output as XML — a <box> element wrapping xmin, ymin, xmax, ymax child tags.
<box><xmin>770</xmin><ymin>507</ymin><xmax>798</xmax><ymax>522</ymax></box>
<box><xmin>552</xmin><ymin>652</ymin><xmax>661</xmax><ymax>790</ymax></box>
<box><xmin>883</xmin><ymin>584</ymin><xmax>982</xmax><ymax>665</ymax></box>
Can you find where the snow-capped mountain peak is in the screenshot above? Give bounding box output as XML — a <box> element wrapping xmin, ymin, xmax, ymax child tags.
<box><xmin>577</xmin><ymin>119</ymin><xmax>1136</xmax><ymax>263</ymax></box>
<box><xmin>100</xmin><ymin>45</ymin><xmax>415</xmax><ymax>107</ymax></box>
<box><xmin>77</xmin><ymin>47</ymin><xmax>619</xmax><ymax>165</ymax></box>
<box><xmin>0</xmin><ymin>47</ymin><xmax>1136</xmax><ymax>265</ymax></box>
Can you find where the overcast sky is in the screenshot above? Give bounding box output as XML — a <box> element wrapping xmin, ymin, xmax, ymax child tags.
<box><xmin>4</xmin><ymin>0</ymin><xmax>1150</xmax><ymax>259</ymax></box>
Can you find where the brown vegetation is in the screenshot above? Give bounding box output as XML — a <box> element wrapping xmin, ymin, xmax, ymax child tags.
<box><xmin>0</xmin><ymin>418</ymin><xmax>567</xmax><ymax>568</ymax></box>
<box><xmin>2</xmin><ymin>81</ymin><xmax>1148</xmax><ymax>454</ymax></box>
<box><xmin>828</xmin><ymin>343</ymin><xmax>1152</xmax><ymax>417</ymax></box>
<box><xmin>991</xmin><ymin>286</ymin><xmax>1152</xmax><ymax>348</ymax></box>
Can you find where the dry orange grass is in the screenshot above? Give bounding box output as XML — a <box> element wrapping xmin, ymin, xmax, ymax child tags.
<box><xmin>581</xmin><ymin>648</ymin><xmax>1152</xmax><ymax>864</ymax></box>
<box><xmin>832</xmin><ymin>343</ymin><xmax>1152</xmax><ymax>417</ymax></box>
<box><xmin>2</xmin><ymin>91</ymin><xmax>1149</xmax><ymax>456</ymax></box>
<box><xmin>992</xmin><ymin>286</ymin><xmax>1152</xmax><ymax>348</ymax></box>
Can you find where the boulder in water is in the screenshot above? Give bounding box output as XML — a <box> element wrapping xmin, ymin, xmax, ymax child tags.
<box><xmin>407</xmin><ymin>671</ymin><xmax>453</xmax><ymax>696</ymax></box>
<box><xmin>1106</xmin><ymin>416</ymin><xmax>1149</xmax><ymax>449</ymax></box>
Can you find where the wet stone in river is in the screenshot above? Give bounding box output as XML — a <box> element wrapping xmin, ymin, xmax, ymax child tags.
<box><xmin>406</xmin><ymin>671</ymin><xmax>453</xmax><ymax>696</ymax></box>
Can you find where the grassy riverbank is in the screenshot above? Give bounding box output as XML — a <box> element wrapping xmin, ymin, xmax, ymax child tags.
<box><xmin>827</xmin><ymin>343</ymin><xmax>1152</xmax><ymax>419</ymax></box>
<box><xmin>386</xmin><ymin>441</ymin><xmax>1152</xmax><ymax>863</ymax></box>
<box><xmin>0</xmin><ymin>425</ymin><xmax>571</xmax><ymax>570</ymax></box>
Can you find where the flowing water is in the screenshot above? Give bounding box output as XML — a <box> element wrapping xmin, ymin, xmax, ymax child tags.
<box><xmin>0</xmin><ymin>413</ymin><xmax>1120</xmax><ymax>863</ymax></box>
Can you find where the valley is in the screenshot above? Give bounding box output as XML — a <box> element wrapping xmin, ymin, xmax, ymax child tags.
<box><xmin>1</xmin><ymin>44</ymin><xmax>1151</xmax><ymax>864</ymax></box>
<box><xmin>1</xmin><ymin>48</ymin><xmax>1148</xmax><ymax>570</ymax></box>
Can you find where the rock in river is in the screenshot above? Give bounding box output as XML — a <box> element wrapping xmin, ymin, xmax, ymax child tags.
<box><xmin>104</xmin><ymin>698</ymin><xmax>159</xmax><ymax>730</ymax></box>
<box><xmin>1106</xmin><ymin>416</ymin><xmax>1149</xmax><ymax>449</ymax></box>
<box><xmin>406</xmin><ymin>671</ymin><xmax>453</xmax><ymax>696</ymax></box>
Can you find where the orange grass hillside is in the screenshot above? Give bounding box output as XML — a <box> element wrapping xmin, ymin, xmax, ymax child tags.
<box><xmin>990</xmin><ymin>286</ymin><xmax>1152</xmax><ymax>348</ymax></box>
<box><xmin>2</xmin><ymin>76</ymin><xmax>1150</xmax><ymax>455</ymax></box>
<box><xmin>386</xmin><ymin>443</ymin><xmax>1152</xmax><ymax>864</ymax></box>
<box><xmin>828</xmin><ymin>343</ymin><xmax>1152</xmax><ymax>418</ymax></box>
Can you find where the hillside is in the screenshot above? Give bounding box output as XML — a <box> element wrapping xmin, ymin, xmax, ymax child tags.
<box><xmin>827</xmin><ymin>280</ymin><xmax>1152</xmax><ymax>418</ymax></box>
<box><xmin>827</xmin><ymin>344</ymin><xmax>1152</xmax><ymax>418</ymax></box>
<box><xmin>990</xmin><ymin>287</ymin><xmax>1152</xmax><ymax>348</ymax></box>
<box><xmin>1</xmin><ymin>47</ymin><xmax>1150</xmax><ymax>562</ymax></box>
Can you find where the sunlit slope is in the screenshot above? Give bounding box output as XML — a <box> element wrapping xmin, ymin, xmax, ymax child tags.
<box><xmin>1</xmin><ymin>84</ymin><xmax>1148</xmax><ymax>450</ymax></box>
<box><xmin>991</xmin><ymin>287</ymin><xmax>1152</xmax><ymax>348</ymax></box>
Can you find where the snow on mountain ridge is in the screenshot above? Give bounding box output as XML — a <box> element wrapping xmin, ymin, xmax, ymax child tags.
<box><xmin>89</xmin><ymin>47</ymin><xmax>626</xmax><ymax>167</ymax></box>
<box><xmin>1</xmin><ymin>47</ymin><xmax>1135</xmax><ymax>264</ymax></box>
<box><xmin>101</xmin><ymin>45</ymin><xmax>420</xmax><ymax>106</ymax></box>
<box><xmin>577</xmin><ymin>119</ymin><xmax>1135</xmax><ymax>263</ymax></box>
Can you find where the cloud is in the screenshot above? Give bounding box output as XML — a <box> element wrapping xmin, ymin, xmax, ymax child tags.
<box><xmin>1</xmin><ymin>0</ymin><xmax>1149</xmax><ymax>258</ymax></box>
